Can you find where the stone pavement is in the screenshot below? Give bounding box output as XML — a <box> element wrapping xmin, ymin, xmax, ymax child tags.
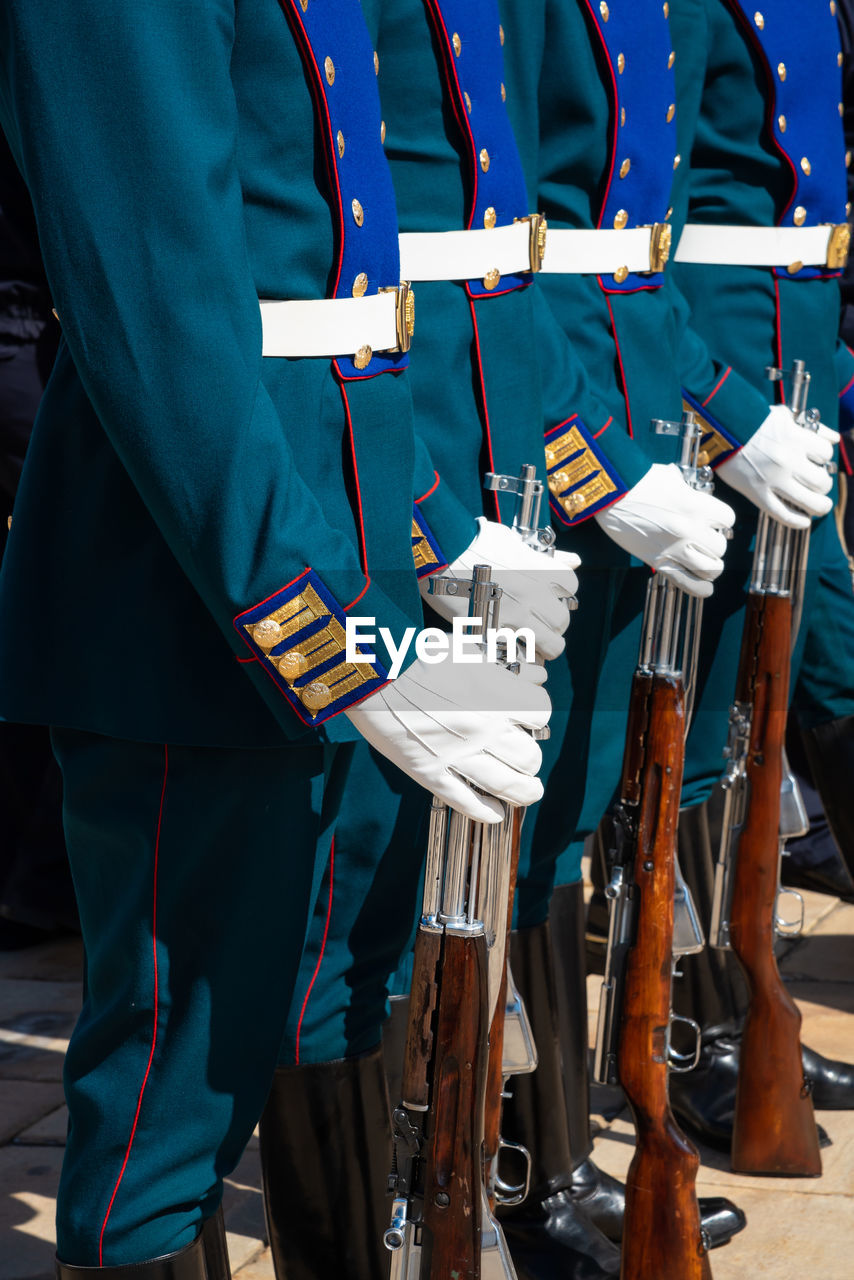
<box><xmin>1</xmin><ymin>887</ymin><xmax>852</xmax><ymax>1280</ymax></box>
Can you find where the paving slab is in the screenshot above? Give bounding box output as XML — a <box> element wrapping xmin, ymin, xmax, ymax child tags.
<box><xmin>233</xmin><ymin>1246</ymin><xmax>274</xmax><ymax>1278</ymax></box>
<box><xmin>0</xmin><ymin>980</ymin><xmax>80</xmax><ymax>1083</ymax></box>
<box><xmin>14</xmin><ymin>1105</ymin><xmax>68</xmax><ymax>1148</ymax></box>
<box><xmin>0</xmin><ymin>940</ymin><xmax>83</xmax><ymax>985</ymax></box>
<box><xmin>0</xmin><ymin>1083</ymin><xmax>64</xmax><ymax>1146</ymax></box>
<box><xmin>222</xmin><ymin>1145</ymin><xmax>266</xmax><ymax>1273</ymax></box>
<box><xmin>0</xmin><ymin>1144</ymin><xmax>63</xmax><ymax>1280</ymax></box>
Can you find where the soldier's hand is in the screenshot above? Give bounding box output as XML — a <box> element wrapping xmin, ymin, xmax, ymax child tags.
<box><xmin>422</xmin><ymin>517</ymin><xmax>580</xmax><ymax>660</ymax></box>
<box><xmin>344</xmin><ymin>653</ymin><xmax>550</xmax><ymax>822</ymax></box>
<box><xmin>716</xmin><ymin>404</ymin><xmax>838</xmax><ymax>530</ymax></box>
<box><xmin>593</xmin><ymin>462</ymin><xmax>735</xmax><ymax>598</ymax></box>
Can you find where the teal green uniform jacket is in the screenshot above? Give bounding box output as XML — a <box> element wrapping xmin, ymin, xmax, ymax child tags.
<box><xmin>0</xmin><ymin>0</ymin><xmax>426</xmax><ymax>749</ymax></box>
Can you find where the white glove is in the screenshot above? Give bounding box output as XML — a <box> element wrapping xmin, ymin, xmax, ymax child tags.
<box><xmin>716</xmin><ymin>404</ymin><xmax>838</xmax><ymax>530</ymax></box>
<box><xmin>422</xmin><ymin>517</ymin><xmax>580</xmax><ymax>659</ymax></box>
<box><xmin>594</xmin><ymin>462</ymin><xmax>735</xmax><ymax>599</ymax></box>
<box><xmin>345</xmin><ymin>653</ymin><xmax>550</xmax><ymax>823</ymax></box>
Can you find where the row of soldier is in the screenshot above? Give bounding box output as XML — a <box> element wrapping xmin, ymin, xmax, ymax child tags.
<box><xmin>1</xmin><ymin>0</ymin><xmax>853</xmax><ymax>1277</ymax></box>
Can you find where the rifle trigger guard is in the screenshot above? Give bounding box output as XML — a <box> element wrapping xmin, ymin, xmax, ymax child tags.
<box><xmin>667</xmin><ymin>1014</ymin><xmax>702</xmax><ymax>1073</ymax></box>
<box><xmin>774</xmin><ymin>885</ymin><xmax>805</xmax><ymax>938</ymax></box>
<box><xmin>493</xmin><ymin>1137</ymin><xmax>532</xmax><ymax>1207</ymax></box>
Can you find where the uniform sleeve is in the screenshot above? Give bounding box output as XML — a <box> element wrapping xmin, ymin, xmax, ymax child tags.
<box><xmin>409</xmin><ymin>434</ymin><xmax>478</xmax><ymax>579</ymax></box>
<box><xmin>0</xmin><ymin>0</ymin><xmax>420</xmax><ymax>731</ymax></box>
<box><xmin>669</xmin><ymin>275</ymin><xmax>770</xmax><ymax>465</ymax></box>
<box><xmin>531</xmin><ymin>285</ymin><xmax>654</xmax><ymax>528</ymax></box>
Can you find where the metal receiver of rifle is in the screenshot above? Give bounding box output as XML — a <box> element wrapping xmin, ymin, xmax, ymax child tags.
<box><xmin>709</xmin><ymin>358</ymin><xmax>831</xmax><ymax>949</ymax></box>
<box><xmin>385</xmin><ymin>560</ymin><xmax>522</xmax><ymax>1279</ymax></box>
<box><xmin>594</xmin><ymin>411</ymin><xmax>712</xmax><ymax>1086</ymax></box>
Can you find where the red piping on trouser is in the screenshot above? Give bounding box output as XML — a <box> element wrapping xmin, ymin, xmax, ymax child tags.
<box><xmin>98</xmin><ymin>745</ymin><xmax>168</xmax><ymax>1265</ymax></box>
<box><xmin>294</xmin><ymin>838</ymin><xmax>335</xmax><ymax>1064</ymax></box>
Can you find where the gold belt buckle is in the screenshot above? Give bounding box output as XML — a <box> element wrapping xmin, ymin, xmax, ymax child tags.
<box><xmin>648</xmin><ymin>222</ymin><xmax>673</xmax><ymax>273</ymax></box>
<box><xmin>381</xmin><ymin>282</ymin><xmax>415</xmax><ymax>352</ymax></box>
<box><xmin>826</xmin><ymin>223</ymin><xmax>851</xmax><ymax>270</ymax></box>
<box><xmin>515</xmin><ymin>213</ymin><xmax>548</xmax><ymax>273</ymax></box>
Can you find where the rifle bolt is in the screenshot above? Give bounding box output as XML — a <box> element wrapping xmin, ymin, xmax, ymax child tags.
<box><xmin>643</xmin><ymin>859</ymin><xmax>654</xmax><ymax>872</ymax></box>
<box><xmin>434</xmin><ymin>1192</ymin><xmax>450</xmax><ymax>1208</ymax></box>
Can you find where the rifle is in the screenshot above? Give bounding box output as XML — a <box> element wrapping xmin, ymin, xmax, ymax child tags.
<box><xmin>384</xmin><ymin>563</ymin><xmax>522</xmax><ymax>1280</ymax></box>
<box><xmin>594</xmin><ymin>412</ymin><xmax>713</xmax><ymax>1280</ymax></box>
<box><xmin>479</xmin><ymin>462</ymin><xmax>578</xmax><ymax>1212</ymax></box>
<box><xmin>709</xmin><ymin>359</ymin><xmax>825</xmax><ymax>1176</ymax></box>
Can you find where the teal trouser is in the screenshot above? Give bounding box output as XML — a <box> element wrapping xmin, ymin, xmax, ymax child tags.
<box><xmin>791</xmin><ymin>524</ymin><xmax>854</xmax><ymax>730</ymax></box>
<box><xmin>52</xmin><ymin>728</ymin><xmax>347</xmax><ymax>1267</ymax></box>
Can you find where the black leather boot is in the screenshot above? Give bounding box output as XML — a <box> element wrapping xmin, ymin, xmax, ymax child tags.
<box><xmin>498</xmin><ymin>921</ymin><xmax>621</xmax><ymax>1279</ymax></box>
<box><xmin>259</xmin><ymin>1047</ymin><xmax>392</xmax><ymax>1280</ymax></box>
<box><xmin>670</xmin><ymin>794</ymin><xmax>840</xmax><ymax>1147</ymax></box>
<box><xmin>801</xmin><ymin>714</ymin><xmax>854</xmax><ymax>886</ymax></box>
<box><xmin>56</xmin><ymin>1212</ymin><xmax>230</xmax><ymax>1279</ymax></box>
<box><xmin>551</xmin><ymin>881</ymin><xmax>745</xmax><ymax>1250</ymax></box>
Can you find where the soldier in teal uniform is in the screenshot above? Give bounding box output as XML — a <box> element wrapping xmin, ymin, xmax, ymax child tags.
<box><xmin>257</xmin><ymin>4</ymin><xmax>748</xmax><ymax>1278</ymax></box>
<box><xmin>504</xmin><ymin>0</ymin><xmax>854</xmax><ymax>1238</ymax></box>
<box><xmin>0</xmin><ymin>1</ymin><xmax>554</xmax><ymax>1275</ymax></box>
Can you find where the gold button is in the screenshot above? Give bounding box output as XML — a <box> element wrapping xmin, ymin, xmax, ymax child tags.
<box><xmin>452</xmin><ymin>32</ymin><xmax>462</xmax><ymax>56</ymax></box>
<box><xmin>778</xmin><ymin>114</ymin><xmax>787</xmax><ymax>133</ymax></box>
<box><xmin>373</xmin><ymin>50</ymin><xmax>379</xmax><ymax>75</ymax></box>
<box><xmin>562</xmin><ymin>492</ymin><xmax>584</xmax><ymax>512</ymax></box>
<box><xmin>620</xmin><ymin>106</ymin><xmax>626</xmax><ymax>126</ymax></box>
<box><xmin>840</xmin><ymin>52</ymin><xmax>845</xmax><ymax>66</ymax></box>
<box><xmin>663</xmin><ymin>1</ymin><xmax>669</xmax><ymax>15</ymax></box>
<box><xmin>801</xmin><ymin>157</ymin><xmax>811</xmax><ymax>175</ymax></box>
<box><xmin>484</xmin><ymin>206</ymin><xmax>497</xmax><ymax>229</ymax></box>
<box><xmin>613</xmin><ymin>266</ymin><xmax>629</xmax><ymax>283</ymax></box>
<box><xmin>352</xmin><ymin>198</ymin><xmax>364</xmax><ymax>226</ymax></box>
<box><xmin>848</xmin><ymin>150</ymin><xmax>853</xmax><ymax>168</ymax></box>
<box><xmin>324</xmin><ymin>56</ymin><xmax>335</xmax><ymax>85</ymax></box>
<box><xmin>553</xmin><ymin>469</ymin><xmax>570</xmax><ymax>488</ymax></box>
<box><xmin>380</xmin><ymin>120</ymin><xmax>386</xmax><ymax>143</ymax></box>
<box><xmin>787</xmin><ymin>261</ymin><xmax>803</xmax><ymax>275</ymax></box>
<box><xmin>673</xmin><ymin>153</ymin><xmax>681</xmax><ymax>170</ymax></box>
<box><xmin>337</xmin><ymin>130</ymin><xmax>345</xmax><ymax>158</ymax></box>
<box><xmin>831</xmin><ymin>0</ymin><xmax>837</xmax><ymax>13</ymax></box>
<box><xmin>619</xmin><ymin>158</ymin><xmax>631</xmax><ymax>178</ymax></box>
<box><xmin>499</xmin><ymin>23</ymin><xmax>505</xmax><ymax>45</ymax></box>
<box><xmin>352</xmin><ymin>272</ymin><xmax>368</xmax><ymax>297</ymax></box>
<box><xmin>777</xmin><ymin>62</ymin><xmax>786</xmax><ymax>81</ymax></box>
<box><xmin>544</xmin><ymin>444</ymin><xmax>557</xmax><ymax>465</ymax></box>
<box><xmin>464</xmin><ymin>91</ymin><xmax>472</xmax><ymax>113</ymax></box>
<box><xmin>848</xmin><ymin>202</ymin><xmax>852</xmax><ymax>217</ymax></box>
<box><xmin>841</xmin><ymin>103</ymin><xmax>845</xmax><ymax>118</ymax></box>
<box><xmin>600</xmin><ymin>1</ymin><xmax>609</xmax><ymax>19</ymax></box>
<box><xmin>794</xmin><ymin>206</ymin><xmax>807</xmax><ymax>225</ymax></box>
<box><xmin>354</xmin><ymin>345</ymin><xmax>372</xmax><ymax>369</ymax></box>
<box><xmin>618</xmin><ymin>52</ymin><xmax>626</xmax><ymax>73</ymax></box>
<box><xmin>278</xmin><ymin>651</ymin><xmax>308</xmax><ymax>680</ymax></box>
<box><xmin>300</xmin><ymin>681</ymin><xmax>332</xmax><ymax>713</ymax></box>
<box><xmin>754</xmin><ymin>11</ymin><xmax>764</xmax><ymax>27</ymax></box>
<box><xmin>480</xmin><ymin>148</ymin><xmax>490</xmax><ymax>172</ymax></box>
<box><xmin>667</xmin><ymin>50</ymin><xmax>675</xmax><ymax>69</ymax></box>
<box><xmin>614</xmin><ymin>209</ymin><xmax>629</xmax><ymax>229</ymax></box>
<box><xmin>253</xmin><ymin>619</ymin><xmax>283</xmax><ymax>650</ymax></box>
<box><xmin>483</xmin><ymin>268</ymin><xmax>501</xmax><ymax>290</ymax></box>
<box><xmin>666</xmin><ymin>103</ymin><xmax>675</xmax><ymax>123</ymax></box>
<box><xmin>501</xmin><ymin>83</ymin><xmax>506</xmax><ymax>102</ymax></box>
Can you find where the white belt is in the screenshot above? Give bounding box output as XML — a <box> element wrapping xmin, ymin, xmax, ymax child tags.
<box><xmin>398</xmin><ymin>216</ymin><xmax>547</xmax><ymax>283</ymax></box>
<box><xmin>540</xmin><ymin>224</ymin><xmax>672</xmax><ymax>276</ymax></box>
<box><xmin>260</xmin><ymin>284</ymin><xmax>414</xmax><ymax>362</ymax></box>
<box><xmin>674</xmin><ymin>223</ymin><xmax>851</xmax><ymax>271</ymax></box>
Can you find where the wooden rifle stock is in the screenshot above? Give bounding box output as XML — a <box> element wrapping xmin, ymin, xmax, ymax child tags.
<box><xmin>420</xmin><ymin>930</ymin><xmax>490</xmax><ymax>1279</ymax></box>
<box><xmin>618</xmin><ymin>672</ymin><xmax>710</xmax><ymax>1280</ymax></box>
<box><xmin>728</xmin><ymin>592</ymin><xmax>821</xmax><ymax>1176</ymax></box>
